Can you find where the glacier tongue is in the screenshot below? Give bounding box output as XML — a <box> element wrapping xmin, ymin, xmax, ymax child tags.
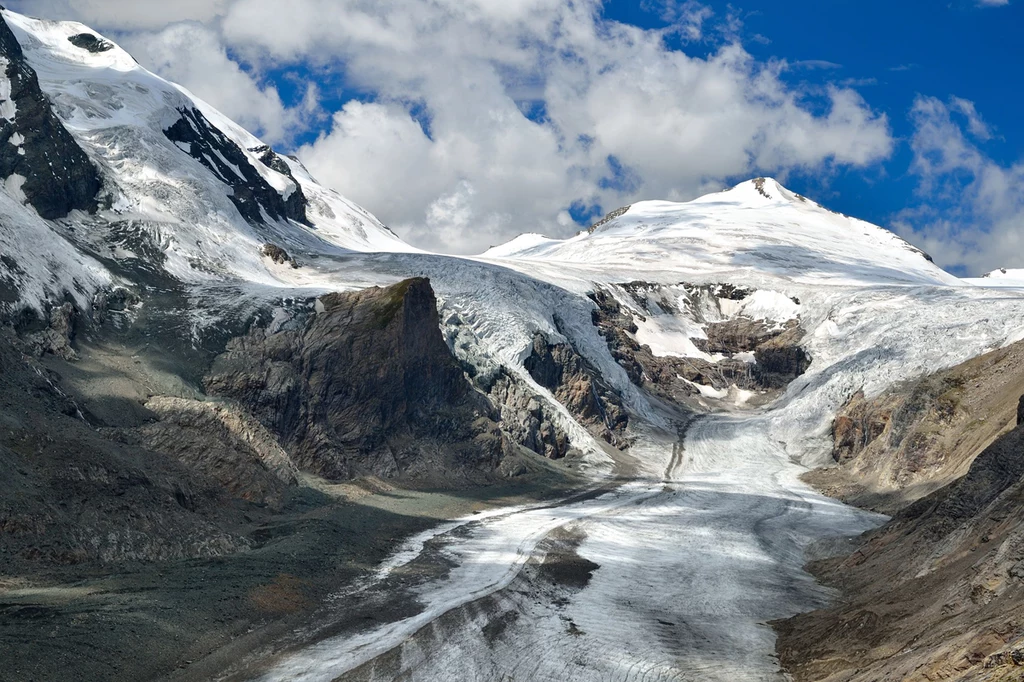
<box><xmin>4</xmin><ymin>8</ymin><xmax>1024</xmax><ymax>682</ymax></box>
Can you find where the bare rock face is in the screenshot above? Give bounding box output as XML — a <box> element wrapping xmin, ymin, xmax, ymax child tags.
<box><xmin>26</xmin><ymin>301</ymin><xmax>78</xmax><ymax>360</ymax></box>
<box><xmin>696</xmin><ymin>318</ymin><xmax>810</xmax><ymax>389</ymax></box>
<box><xmin>164</xmin><ymin>107</ymin><xmax>308</xmax><ymax>226</ymax></box>
<box><xmin>0</xmin><ymin>14</ymin><xmax>101</xmax><ymax>219</ymax></box>
<box><xmin>67</xmin><ymin>33</ymin><xmax>114</xmax><ymax>53</ymax></box>
<box><xmin>695</xmin><ymin>317</ymin><xmax>779</xmax><ymax>354</ymax></box>
<box><xmin>751</xmin><ymin>323</ymin><xmax>810</xmax><ymax>387</ymax></box>
<box><xmin>123</xmin><ymin>397</ymin><xmax>299</xmax><ymax>510</ymax></box>
<box><xmin>261</xmin><ymin>243</ymin><xmax>298</xmax><ymax>268</ymax></box>
<box><xmin>205</xmin><ymin>278</ymin><xmax>504</xmax><ymax>481</ymax></box>
<box><xmin>487</xmin><ymin>369</ymin><xmax>574</xmax><ymax>460</ymax></box>
<box><xmin>588</xmin><ymin>287</ymin><xmax>809</xmax><ymax>404</ymax></box>
<box><xmin>1018</xmin><ymin>394</ymin><xmax>1024</xmax><ymax>427</ymax></box>
<box><xmin>0</xmin><ymin>330</ymin><xmax>248</xmax><ymax>567</ymax></box>
<box><xmin>777</xmin><ymin>425</ymin><xmax>1024</xmax><ymax>682</ymax></box>
<box><xmin>524</xmin><ymin>331</ymin><xmax>628</xmax><ymax>449</ymax></box>
<box><xmin>812</xmin><ymin>341</ymin><xmax>1024</xmax><ymax>513</ymax></box>
<box><xmin>830</xmin><ymin>391</ymin><xmax>890</xmax><ymax>464</ymax></box>
<box><xmin>779</xmin><ymin>340</ymin><xmax>1024</xmax><ymax>682</ymax></box>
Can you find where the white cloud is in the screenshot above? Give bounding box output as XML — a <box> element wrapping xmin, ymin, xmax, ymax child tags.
<box><xmin>949</xmin><ymin>96</ymin><xmax>993</xmax><ymax>140</ymax></box>
<box><xmin>117</xmin><ymin>23</ymin><xmax>316</xmax><ymax>145</ymax></box>
<box><xmin>267</xmin><ymin>0</ymin><xmax>893</xmax><ymax>252</ymax></box>
<box><xmin>13</xmin><ymin>0</ymin><xmax>895</xmax><ymax>253</ymax></box>
<box><xmin>893</xmin><ymin>96</ymin><xmax>1024</xmax><ymax>275</ymax></box>
<box><xmin>9</xmin><ymin>0</ymin><xmax>229</xmax><ymax>30</ymax></box>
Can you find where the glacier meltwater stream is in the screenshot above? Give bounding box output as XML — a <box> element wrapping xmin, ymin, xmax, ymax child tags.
<box><xmin>255</xmin><ymin>414</ymin><xmax>883</xmax><ymax>682</ymax></box>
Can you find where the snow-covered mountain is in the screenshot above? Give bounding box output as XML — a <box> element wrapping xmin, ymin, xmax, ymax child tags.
<box><xmin>968</xmin><ymin>267</ymin><xmax>1024</xmax><ymax>287</ymax></box>
<box><xmin>6</xmin><ymin>8</ymin><xmax>1024</xmax><ymax>682</ymax></box>
<box><xmin>1</xmin><ymin>4</ymin><xmax>1023</xmax><ymax>467</ymax></box>
<box><xmin>483</xmin><ymin>177</ymin><xmax>955</xmax><ymax>287</ymax></box>
<box><xmin>0</xmin><ymin>9</ymin><xmax>414</xmax><ymax>315</ymax></box>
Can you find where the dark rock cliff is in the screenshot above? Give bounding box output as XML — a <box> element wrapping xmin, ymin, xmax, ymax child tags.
<box><xmin>524</xmin><ymin>330</ymin><xmax>629</xmax><ymax>449</ymax></box>
<box><xmin>0</xmin><ymin>14</ymin><xmax>101</xmax><ymax>218</ymax></box>
<box><xmin>164</xmin><ymin>107</ymin><xmax>309</xmax><ymax>226</ymax></box>
<box><xmin>205</xmin><ymin>278</ymin><xmax>505</xmax><ymax>481</ymax></box>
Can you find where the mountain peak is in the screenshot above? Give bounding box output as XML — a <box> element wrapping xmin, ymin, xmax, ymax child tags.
<box><xmin>0</xmin><ymin>7</ymin><xmax>417</xmax><ymax>314</ymax></box>
<box><xmin>481</xmin><ymin>178</ymin><xmax>955</xmax><ymax>287</ymax></box>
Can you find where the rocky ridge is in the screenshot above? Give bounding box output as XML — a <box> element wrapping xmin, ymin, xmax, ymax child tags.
<box><xmin>588</xmin><ymin>282</ymin><xmax>810</xmax><ymax>407</ymax></box>
<box><xmin>0</xmin><ymin>14</ymin><xmax>100</xmax><ymax>219</ymax></box>
<box><xmin>776</xmin><ymin>340</ymin><xmax>1024</xmax><ymax>681</ymax></box>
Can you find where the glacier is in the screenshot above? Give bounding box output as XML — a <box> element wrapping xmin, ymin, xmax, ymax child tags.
<box><xmin>3</xmin><ymin>7</ymin><xmax>1024</xmax><ymax>681</ymax></box>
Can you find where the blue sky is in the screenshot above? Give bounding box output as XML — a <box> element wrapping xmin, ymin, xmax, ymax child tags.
<box><xmin>13</xmin><ymin>0</ymin><xmax>1024</xmax><ymax>272</ymax></box>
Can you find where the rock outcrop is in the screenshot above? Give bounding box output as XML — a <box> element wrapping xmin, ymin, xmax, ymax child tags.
<box><xmin>24</xmin><ymin>300</ymin><xmax>78</xmax><ymax>360</ymax></box>
<box><xmin>487</xmin><ymin>369</ymin><xmax>575</xmax><ymax>460</ymax></box>
<box><xmin>164</xmin><ymin>107</ymin><xmax>309</xmax><ymax>226</ymax></box>
<box><xmin>777</xmin><ymin>424</ymin><xmax>1024</xmax><ymax>682</ymax></box>
<box><xmin>121</xmin><ymin>397</ymin><xmax>300</xmax><ymax>510</ymax></box>
<box><xmin>0</xmin><ymin>329</ymin><xmax>248</xmax><ymax>566</ymax></box>
<box><xmin>0</xmin><ymin>13</ymin><xmax>101</xmax><ymax>218</ymax></box>
<box><xmin>523</xmin><ymin>331</ymin><xmax>628</xmax><ymax>448</ymax></box>
<box><xmin>261</xmin><ymin>243</ymin><xmax>298</xmax><ymax>268</ymax></box>
<box><xmin>751</xmin><ymin>323</ymin><xmax>810</xmax><ymax>388</ymax></box>
<box><xmin>204</xmin><ymin>278</ymin><xmax>505</xmax><ymax>482</ymax></box>
<box><xmin>588</xmin><ymin>286</ymin><xmax>809</xmax><ymax>403</ymax></box>
<box><xmin>67</xmin><ymin>33</ymin><xmax>113</xmax><ymax>53</ymax></box>
<box><xmin>778</xmin><ymin>339</ymin><xmax>1024</xmax><ymax>681</ymax></box>
<box><xmin>808</xmin><ymin>340</ymin><xmax>1024</xmax><ymax>512</ymax></box>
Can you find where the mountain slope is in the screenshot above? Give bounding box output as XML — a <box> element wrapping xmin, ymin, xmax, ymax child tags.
<box><xmin>482</xmin><ymin>177</ymin><xmax>956</xmax><ymax>287</ymax></box>
<box><xmin>0</xmin><ymin>9</ymin><xmax>414</xmax><ymax>316</ymax></box>
<box><xmin>2</xmin><ymin>7</ymin><xmax>1024</xmax><ymax>682</ymax></box>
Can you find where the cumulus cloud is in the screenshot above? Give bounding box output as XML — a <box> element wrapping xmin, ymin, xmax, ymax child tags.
<box><xmin>13</xmin><ymin>0</ymin><xmax>895</xmax><ymax>253</ymax></box>
<box><xmin>893</xmin><ymin>96</ymin><xmax>1024</xmax><ymax>275</ymax></box>
<box><xmin>8</xmin><ymin>0</ymin><xmax>229</xmax><ymax>30</ymax></box>
<box><xmin>261</xmin><ymin>0</ymin><xmax>893</xmax><ymax>252</ymax></box>
<box><xmin>117</xmin><ymin>24</ymin><xmax>317</xmax><ymax>145</ymax></box>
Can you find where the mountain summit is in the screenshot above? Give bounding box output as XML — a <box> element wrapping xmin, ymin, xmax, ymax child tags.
<box><xmin>3</xmin><ymin>8</ymin><xmax>1024</xmax><ymax>682</ymax></box>
<box><xmin>0</xmin><ymin>8</ymin><xmax>414</xmax><ymax>316</ymax></box>
<box><xmin>484</xmin><ymin>177</ymin><xmax>950</xmax><ymax>287</ymax></box>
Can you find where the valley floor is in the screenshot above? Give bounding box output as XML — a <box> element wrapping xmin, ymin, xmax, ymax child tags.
<box><xmin>0</xmin><ymin>474</ymin><xmax>585</xmax><ymax>682</ymax></box>
<box><xmin>227</xmin><ymin>413</ymin><xmax>882</xmax><ymax>682</ymax></box>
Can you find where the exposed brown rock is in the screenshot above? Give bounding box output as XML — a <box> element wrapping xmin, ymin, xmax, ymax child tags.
<box><xmin>778</xmin><ymin>338</ymin><xmax>1024</xmax><ymax>682</ymax></box>
<box><xmin>261</xmin><ymin>243</ymin><xmax>298</xmax><ymax>268</ymax></box>
<box><xmin>752</xmin><ymin>323</ymin><xmax>810</xmax><ymax>387</ymax></box>
<box><xmin>694</xmin><ymin>317</ymin><xmax>779</xmax><ymax>354</ymax></box>
<box><xmin>588</xmin><ymin>286</ymin><xmax>809</xmax><ymax>405</ymax></box>
<box><xmin>524</xmin><ymin>330</ymin><xmax>629</xmax><ymax>449</ymax></box>
<box><xmin>25</xmin><ymin>301</ymin><xmax>79</xmax><ymax>360</ymax></box>
<box><xmin>809</xmin><ymin>340</ymin><xmax>1024</xmax><ymax>513</ymax></box>
<box><xmin>487</xmin><ymin>369</ymin><xmax>574</xmax><ymax>460</ymax></box>
<box><xmin>0</xmin><ymin>329</ymin><xmax>249</xmax><ymax>567</ymax></box>
<box><xmin>777</xmin><ymin>425</ymin><xmax>1024</xmax><ymax>682</ymax></box>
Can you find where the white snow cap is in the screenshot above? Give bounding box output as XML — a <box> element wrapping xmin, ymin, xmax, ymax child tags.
<box><xmin>482</xmin><ymin>178</ymin><xmax>953</xmax><ymax>287</ymax></box>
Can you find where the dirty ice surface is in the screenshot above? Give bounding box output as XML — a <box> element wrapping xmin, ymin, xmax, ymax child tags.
<box><xmin>257</xmin><ymin>414</ymin><xmax>882</xmax><ymax>682</ymax></box>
